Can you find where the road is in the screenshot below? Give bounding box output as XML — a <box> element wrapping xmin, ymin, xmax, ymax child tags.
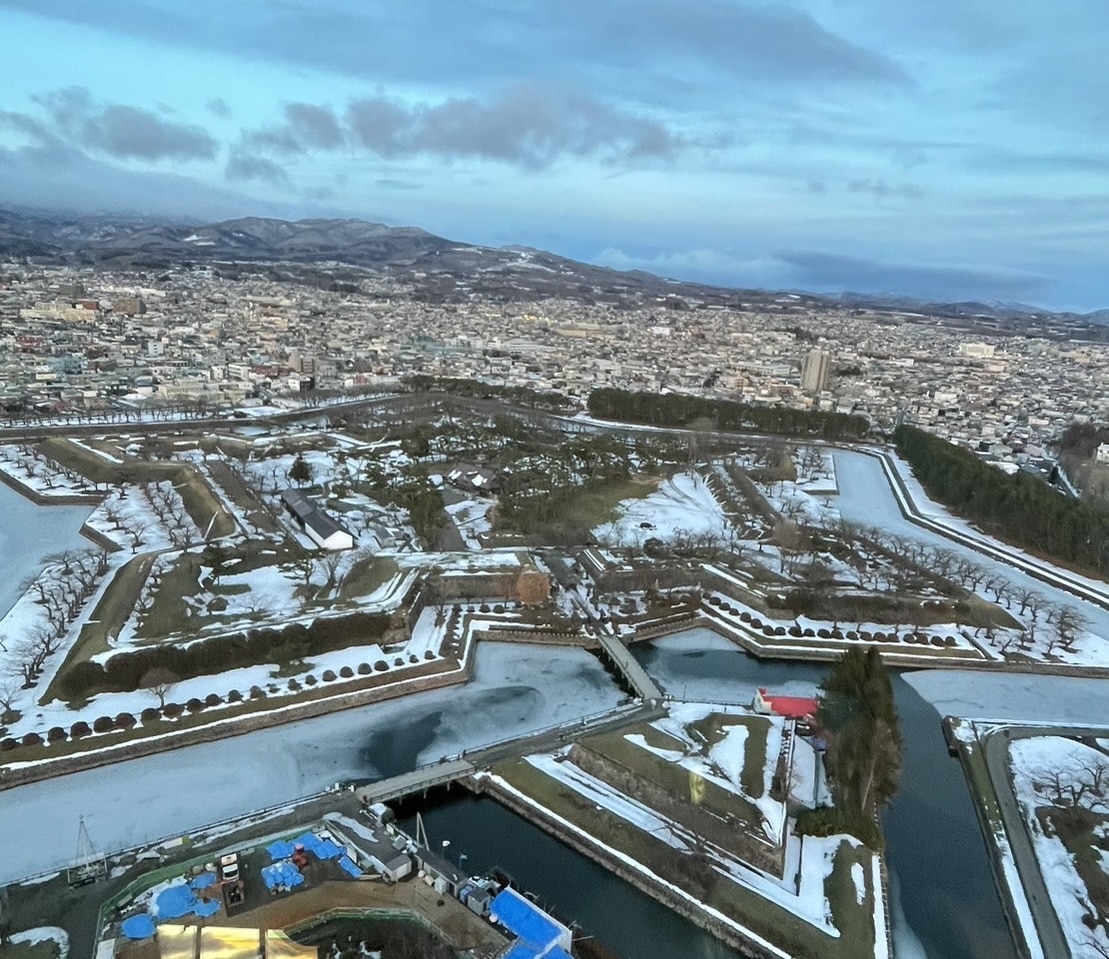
<box><xmin>979</xmin><ymin>725</ymin><xmax>1089</xmax><ymax>959</ymax></box>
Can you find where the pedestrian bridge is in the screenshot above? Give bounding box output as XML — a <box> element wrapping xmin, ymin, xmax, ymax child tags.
<box><xmin>353</xmin><ymin>758</ymin><xmax>475</xmax><ymax>806</ymax></box>
<box><xmin>595</xmin><ymin>633</ymin><xmax>664</xmax><ymax>701</ymax></box>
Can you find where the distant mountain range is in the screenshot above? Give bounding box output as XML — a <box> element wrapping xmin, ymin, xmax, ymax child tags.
<box><xmin>1</xmin><ymin>208</ymin><xmax>1106</xmax><ymax>329</ymax></box>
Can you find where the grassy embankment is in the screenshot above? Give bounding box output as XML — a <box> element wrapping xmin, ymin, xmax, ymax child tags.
<box><xmin>495</xmin><ymin>757</ymin><xmax>876</xmax><ymax>959</ymax></box>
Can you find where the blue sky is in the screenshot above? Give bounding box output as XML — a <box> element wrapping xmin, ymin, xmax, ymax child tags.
<box><xmin>1</xmin><ymin>1</ymin><xmax>1107</xmax><ymax>310</ymax></box>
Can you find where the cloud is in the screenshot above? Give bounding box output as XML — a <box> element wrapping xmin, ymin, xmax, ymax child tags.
<box><xmin>771</xmin><ymin>250</ymin><xmax>1048</xmax><ymax>300</ymax></box>
<box><xmin>236</xmin><ymin>86</ymin><xmax>679</xmax><ymax>168</ymax></box>
<box><xmin>846</xmin><ymin>179</ymin><xmax>924</xmax><ymax>200</ymax></box>
<box><xmin>375</xmin><ymin>178</ymin><xmax>423</xmax><ymax>190</ymax></box>
<box><xmin>0</xmin><ymin>1</ymin><xmax>910</xmax><ymax>111</ymax></box>
<box><xmin>10</xmin><ymin>86</ymin><xmax>218</xmax><ymax>161</ymax></box>
<box><xmin>225</xmin><ymin>151</ymin><xmax>288</xmax><ymax>184</ymax></box>
<box><xmin>206</xmin><ymin>97</ymin><xmax>231</xmax><ymax>118</ymax></box>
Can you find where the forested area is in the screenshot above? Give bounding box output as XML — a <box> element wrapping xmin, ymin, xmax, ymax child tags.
<box><xmin>587</xmin><ymin>388</ymin><xmax>871</xmax><ymax>441</ymax></box>
<box><xmin>401</xmin><ymin>375</ymin><xmax>576</xmax><ymax>411</ymax></box>
<box><xmin>894</xmin><ymin>425</ymin><xmax>1109</xmax><ymax>576</ymax></box>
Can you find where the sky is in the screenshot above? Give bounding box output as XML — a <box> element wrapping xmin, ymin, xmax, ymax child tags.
<box><xmin>0</xmin><ymin>1</ymin><xmax>1107</xmax><ymax>311</ymax></box>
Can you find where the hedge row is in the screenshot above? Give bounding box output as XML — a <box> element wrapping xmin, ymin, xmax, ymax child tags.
<box><xmin>59</xmin><ymin>610</ymin><xmax>394</xmax><ymax>700</ymax></box>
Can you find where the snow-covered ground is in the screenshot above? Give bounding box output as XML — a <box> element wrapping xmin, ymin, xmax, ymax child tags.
<box><xmin>835</xmin><ymin>451</ymin><xmax>1109</xmax><ymax>667</ymax></box>
<box><xmin>593</xmin><ymin>471</ymin><xmax>735</xmax><ymax>548</ymax></box>
<box><xmin>0</xmin><ymin>642</ymin><xmax>623</xmax><ymax>884</ymax></box>
<box><xmin>444</xmin><ymin>497</ymin><xmax>493</xmax><ymax>550</ymax></box>
<box><xmin>1009</xmin><ymin>735</ymin><xmax>1109</xmax><ymax>959</ymax></box>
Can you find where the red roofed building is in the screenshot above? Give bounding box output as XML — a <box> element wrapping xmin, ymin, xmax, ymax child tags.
<box><xmin>753</xmin><ymin>688</ymin><xmax>818</xmax><ymax>722</ymax></box>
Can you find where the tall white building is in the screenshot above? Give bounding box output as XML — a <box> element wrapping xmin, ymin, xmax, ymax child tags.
<box><xmin>800</xmin><ymin>349</ymin><xmax>831</xmax><ymax>392</ymax></box>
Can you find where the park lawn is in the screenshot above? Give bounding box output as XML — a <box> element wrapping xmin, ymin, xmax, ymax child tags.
<box><xmin>174</xmin><ymin>468</ymin><xmax>237</xmax><ymax>539</ymax></box>
<box><xmin>687</xmin><ymin>713</ymin><xmax>772</xmax><ymax>800</ymax></box>
<box><xmin>495</xmin><ymin>759</ymin><xmax>857</xmax><ymax>959</ymax></box>
<box><xmin>38</xmin><ymin>437</ymin><xmax>119</xmax><ymax>485</ymax></box>
<box><xmin>583</xmin><ymin>726</ymin><xmax>764</xmax><ymax>832</ymax></box>
<box><xmin>206</xmin><ymin>459</ymin><xmax>283</xmax><ymax>534</ymax></box>
<box><xmin>41</xmin><ymin>553</ymin><xmax>158</xmax><ymax>706</ymax></box>
<box><xmin>340</xmin><ymin>556</ymin><xmax>400</xmax><ymax>600</ymax></box>
<box><xmin>824</xmin><ymin>840</ymin><xmax>878</xmax><ymax>959</ymax></box>
<box><xmin>567</xmin><ymin>475</ymin><xmax>661</xmax><ymax>527</ymax></box>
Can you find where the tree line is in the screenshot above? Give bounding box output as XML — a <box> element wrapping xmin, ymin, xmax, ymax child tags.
<box><xmin>587</xmin><ymin>388</ymin><xmax>871</xmax><ymax>441</ymax></box>
<box><xmin>894</xmin><ymin>425</ymin><xmax>1109</xmax><ymax>576</ymax></box>
<box><xmin>58</xmin><ymin>610</ymin><xmax>393</xmax><ymax>701</ymax></box>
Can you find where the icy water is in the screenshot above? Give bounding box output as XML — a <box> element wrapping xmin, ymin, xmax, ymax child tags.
<box><xmin>0</xmin><ymin>481</ymin><xmax>94</xmax><ymax>616</ymax></box>
<box><xmin>375</xmin><ymin>630</ymin><xmax>1019</xmax><ymax>959</ymax></box>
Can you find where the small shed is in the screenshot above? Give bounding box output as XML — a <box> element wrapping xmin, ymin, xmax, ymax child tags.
<box><xmin>753</xmin><ymin>688</ymin><xmax>818</xmax><ymax>722</ymax></box>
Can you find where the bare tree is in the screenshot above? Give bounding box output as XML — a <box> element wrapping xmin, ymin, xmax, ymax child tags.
<box><xmin>140</xmin><ymin>667</ymin><xmax>179</xmax><ymax>708</ymax></box>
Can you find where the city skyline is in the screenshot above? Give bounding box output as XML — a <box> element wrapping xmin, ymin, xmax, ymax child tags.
<box><xmin>1</xmin><ymin>1</ymin><xmax>1107</xmax><ymax>310</ymax></box>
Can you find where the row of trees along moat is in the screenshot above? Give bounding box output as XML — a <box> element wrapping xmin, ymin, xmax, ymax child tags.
<box><xmin>587</xmin><ymin>388</ymin><xmax>871</xmax><ymax>441</ymax></box>
<box><xmin>894</xmin><ymin>424</ymin><xmax>1109</xmax><ymax>577</ymax></box>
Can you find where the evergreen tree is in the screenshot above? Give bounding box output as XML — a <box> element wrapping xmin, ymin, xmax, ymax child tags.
<box><xmin>288</xmin><ymin>453</ymin><xmax>313</xmax><ymax>487</ymax></box>
<box><xmin>818</xmin><ymin>647</ymin><xmax>902</xmax><ymax>816</ymax></box>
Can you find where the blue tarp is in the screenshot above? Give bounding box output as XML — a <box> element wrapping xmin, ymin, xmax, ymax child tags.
<box><xmin>490</xmin><ymin>889</ymin><xmax>561</xmax><ymax>951</ymax></box>
<box><xmin>154</xmin><ymin>883</ymin><xmax>199</xmax><ymax>920</ymax></box>
<box><xmin>194</xmin><ymin>899</ymin><xmax>221</xmax><ymax>918</ymax></box>
<box><xmin>314</xmin><ymin>838</ymin><xmax>343</xmax><ymax>860</ymax></box>
<box><xmin>502</xmin><ymin>944</ymin><xmax>539</xmax><ymax>959</ymax></box>
<box><xmin>547</xmin><ymin>950</ymin><xmax>574</xmax><ymax>959</ymax></box>
<box><xmin>293</xmin><ymin>832</ymin><xmax>323</xmax><ymax>855</ymax></box>
<box><xmin>337</xmin><ymin>855</ymin><xmax>362</xmax><ymax>878</ymax></box>
<box><xmin>190</xmin><ymin>871</ymin><xmax>217</xmax><ymax>890</ymax></box>
<box><xmin>261</xmin><ymin>860</ymin><xmax>305</xmax><ymax>890</ymax></box>
<box><xmin>267</xmin><ymin>839</ymin><xmax>296</xmax><ymax>861</ymax></box>
<box><xmin>152</xmin><ymin>880</ymin><xmax>223</xmax><ymax>920</ymax></box>
<box><xmin>121</xmin><ymin>914</ymin><xmax>156</xmax><ymax>940</ymax></box>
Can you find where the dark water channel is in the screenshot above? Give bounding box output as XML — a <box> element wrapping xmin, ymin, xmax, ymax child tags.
<box><xmin>364</xmin><ymin>634</ymin><xmax>1018</xmax><ymax>959</ymax></box>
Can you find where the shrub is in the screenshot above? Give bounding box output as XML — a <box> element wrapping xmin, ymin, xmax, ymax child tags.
<box><xmin>708</xmin><ymin>596</ymin><xmax>721</xmax><ymax>606</ymax></box>
<box><xmin>93</xmin><ymin>716</ymin><xmax>114</xmax><ymax>734</ymax></box>
<box><xmin>408</xmin><ymin>654</ymin><xmax>418</xmax><ymax>664</ymax></box>
<box><xmin>115</xmin><ymin>712</ymin><xmax>136</xmax><ymax>728</ymax></box>
<box><xmin>288</xmin><ymin>679</ymin><xmax>301</xmax><ymax>691</ymax></box>
<box><xmin>162</xmin><ymin>703</ymin><xmax>183</xmax><ymax>718</ymax></box>
<box><xmin>186</xmin><ymin>698</ymin><xmax>204</xmax><ymax>713</ymax></box>
<box><xmin>493</xmin><ymin>604</ymin><xmax>504</xmax><ymax>614</ymax></box>
<box><xmin>140</xmin><ymin>707</ymin><xmax>160</xmax><ymax>723</ymax></box>
<box><xmin>943</xmin><ymin>636</ymin><xmax>958</xmax><ymax>648</ymax></box>
<box><xmin>304</xmin><ymin>675</ymin><xmax>317</xmax><ymax>686</ymax></box>
<box><xmin>357</xmin><ymin>663</ymin><xmax>371</xmax><ymax>675</ymax></box>
<box><xmin>750</xmin><ymin>619</ymin><xmax>762</xmax><ymax>629</ymax></box>
<box><xmin>21</xmin><ymin>732</ymin><xmax>43</xmax><ymax>747</ymax></box>
<box><xmin>817</xmin><ymin>628</ymin><xmax>830</xmax><ymax>639</ymax></box>
<box><xmin>70</xmin><ymin>722</ymin><xmax>91</xmax><ymax>739</ymax></box>
<box><xmin>803</xmin><ymin>628</ymin><xmax>815</xmax><ymax>637</ymax></box>
<box><xmin>740</xmin><ymin>611</ymin><xmax>751</xmax><ymax>622</ymax></box>
<box><xmin>394</xmin><ymin>657</ymin><xmax>404</xmax><ymax>667</ymax></box>
<box><xmin>846</xmin><ymin>630</ymin><xmax>857</xmax><ymax>640</ymax></box>
<box><xmin>322</xmin><ymin>669</ymin><xmax>337</xmax><ymax>682</ymax></box>
<box><xmin>0</xmin><ymin>737</ymin><xmax>16</xmax><ymax>752</ymax></box>
<box><xmin>795</xmin><ymin>806</ymin><xmax>882</xmax><ymax>850</ymax></box>
<box><xmin>227</xmin><ymin>689</ymin><xmax>243</xmax><ymax>703</ymax></box>
<box><xmin>204</xmin><ymin>693</ymin><xmax>221</xmax><ymax>707</ymax></box>
<box><xmin>375</xmin><ymin>660</ymin><xmax>388</xmax><ymax>672</ymax></box>
<box><xmin>775</xmin><ymin>626</ymin><xmax>787</xmax><ymax>636</ymax></box>
<box><xmin>249</xmin><ymin>686</ymin><xmax>265</xmax><ymax>700</ymax></box>
<box><xmin>479</xmin><ymin>604</ymin><xmax>490</xmax><ymax>613</ymax></box>
<box><xmin>340</xmin><ymin>666</ymin><xmax>354</xmax><ymax>679</ymax></box>
<box><xmin>47</xmin><ymin>726</ymin><xmax>67</xmax><ymax>743</ymax></box>
<box><xmin>424</xmin><ymin>650</ymin><xmax>435</xmax><ymax>660</ymax></box>
<box><xmin>788</xmin><ymin>626</ymin><xmax>802</xmax><ymax>637</ymax></box>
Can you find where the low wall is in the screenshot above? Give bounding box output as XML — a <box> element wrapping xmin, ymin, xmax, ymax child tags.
<box><xmin>472</xmin><ymin>776</ymin><xmax>795</xmax><ymax>959</ymax></box>
<box><xmin>0</xmin><ymin>655</ymin><xmax>472</xmax><ymax>790</ymax></box>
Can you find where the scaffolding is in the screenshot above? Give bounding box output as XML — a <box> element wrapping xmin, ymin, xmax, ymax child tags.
<box><xmin>67</xmin><ymin>817</ymin><xmax>108</xmax><ymax>886</ymax></box>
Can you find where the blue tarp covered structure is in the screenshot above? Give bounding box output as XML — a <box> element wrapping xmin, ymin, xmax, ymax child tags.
<box><xmin>338</xmin><ymin>855</ymin><xmax>362</xmax><ymax>878</ymax></box>
<box><xmin>190</xmin><ymin>871</ymin><xmax>217</xmax><ymax>890</ymax></box>
<box><xmin>153</xmin><ymin>881</ymin><xmax>222</xmax><ymax>920</ymax></box>
<box><xmin>314</xmin><ymin>838</ymin><xmax>344</xmax><ymax>860</ymax></box>
<box><xmin>261</xmin><ymin>860</ymin><xmax>305</xmax><ymax>890</ymax></box>
<box><xmin>267</xmin><ymin>839</ymin><xmax>296</xmax><ymax>861</ymax></box>
<box><xmin>492</xmin><ymin>886</ymin><xmax>563</xmax><ymax>953</ymax></box>
<box><xmin>121</xmin><ymin>915</ymin><xmax>156</xmax><ymax>940</ymax></box>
